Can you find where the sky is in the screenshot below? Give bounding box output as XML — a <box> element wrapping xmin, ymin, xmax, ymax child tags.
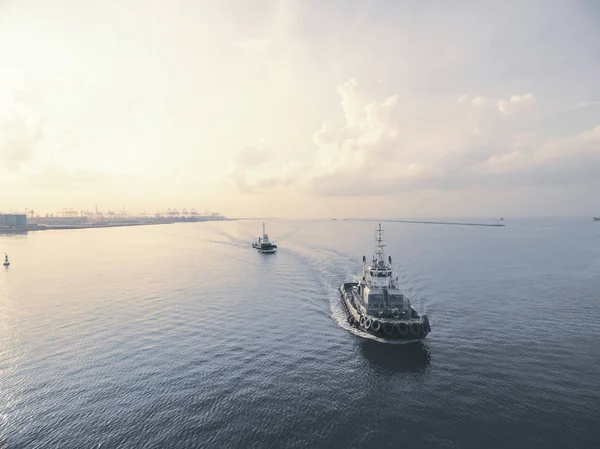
<box><xmin>1</xmin><ymin>0</ymin><xmax>599</xmax><ymax>218</ymax></box>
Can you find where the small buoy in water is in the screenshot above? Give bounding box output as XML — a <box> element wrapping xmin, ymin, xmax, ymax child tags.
<box><xmin>3</xmin><ymin>254</ymin><xmax>10</xmax><ymax>267</ymax></box>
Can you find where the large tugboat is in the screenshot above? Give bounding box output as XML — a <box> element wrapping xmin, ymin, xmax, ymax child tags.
<box><xmin>339</xmin><ymin>224</ymin><xmax>431</xmax><ymax>341</ymax></box>
<box><xmin>252</xmin><ymin>222</ymin><xmax>278</xmax><ymax>253</ymax></box>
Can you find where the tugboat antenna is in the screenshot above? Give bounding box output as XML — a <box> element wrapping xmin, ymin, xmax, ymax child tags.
<box><xmin>374</xmin><ymin>223</ymin><xmax>386</xmax><ymax>264</ymax></box>
<box><xmin>375</xmin><ymin>223</ymin><xmax>386</xmax><ymax>245</ymax></box>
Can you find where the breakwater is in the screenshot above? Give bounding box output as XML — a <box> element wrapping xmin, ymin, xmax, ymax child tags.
<box><xmin>351</xmin><ymin>218</ymin><xmax>505</xmax><ymax>227</ymax></box>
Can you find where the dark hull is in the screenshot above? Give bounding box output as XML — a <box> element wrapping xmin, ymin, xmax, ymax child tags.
<box><xmin>252</xmin><ymin>242</ymin><xmax>277</xmax><ymax>253</ymax></box>
<box><xmin>340</xmin><ymin>282</ymin><xmax>431</xmax><ymax>341</ymax></box>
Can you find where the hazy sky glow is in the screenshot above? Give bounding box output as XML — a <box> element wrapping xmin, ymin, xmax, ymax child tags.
<box><xmin>1</xmin><ymin>0</ymin><xmax>599</xmax><ymax>218</ymax></box>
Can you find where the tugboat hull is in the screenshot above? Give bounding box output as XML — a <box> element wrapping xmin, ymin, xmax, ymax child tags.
<box><xmin>339</xmin><ymin>282</ymin><xmax>431</xmax><ymax>341</ymax></box>
<box><xmin>252</xmin><ymin>243</ymin><xmax>277</xmax><ymax>253</ymax></box>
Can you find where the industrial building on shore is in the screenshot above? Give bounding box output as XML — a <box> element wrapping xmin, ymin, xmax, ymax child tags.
<box><xmin>0</xmin><ymin>213</ymin><xmax>28</xmax><ymax>232</ymax></box>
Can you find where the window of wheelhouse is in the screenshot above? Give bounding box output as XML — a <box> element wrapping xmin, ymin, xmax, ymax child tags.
<box><xmin>369</xmin><ymin>294</ymin><xmax>384</xmax><ymax>308</ymax></box>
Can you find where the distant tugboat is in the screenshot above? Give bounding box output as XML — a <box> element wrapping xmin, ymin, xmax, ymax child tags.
<box><xmin>339</xmin><ymin>224</ymin><xmax>431</xmax><ymax>341</ymax></box>
<box><xmin>252</xmin><ymin>222</ymin><xmax>277</xmax><ymax>253</ymax></box>
<box><xmin>3</xmin><ymin>254</ymin><xmax>9</xmax><ymax>267</ymax></box>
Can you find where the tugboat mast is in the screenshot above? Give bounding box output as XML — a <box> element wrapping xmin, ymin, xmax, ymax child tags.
<box><xmin>374</xmin><ymin>223</ymin><xmax>386</xmax><ymax>266</ymax></box>
<box><xmin>363</xmin><ymin>223</ymin><xmax>392</xmax><ymax>270</ymax></box>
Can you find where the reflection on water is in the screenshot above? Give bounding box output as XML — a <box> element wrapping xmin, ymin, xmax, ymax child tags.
<box><xmin>0</xmin><ymin>231</ymin><xmax>27</xmax><ymax>237</ymax></box>
<box><xmin>359</xmin><ymin>338</ymin><xmax>431</xmax><ymax>374</ymax></box>
<box><xmin>0</xmin><ymin>230</ymin><xmax>27</xmax><ymax>235</ymax></box>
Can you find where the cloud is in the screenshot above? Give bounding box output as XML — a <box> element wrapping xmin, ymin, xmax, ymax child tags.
<box><xmin>311</xmin><ymin>78</ymin><xmax>402</xmax><ymax>177</ymax></box>
<box><xmin>230</xmin><ymin>77</ymin><xmax>600</xmax><ymax>199</ymax></box>
<box><xmin>7</xmin><ymin>164</ymin><xmax>166</xmax><ymax>199</ymax></box>
<box><xmin>27</xmin><ymin>166</ymin><xmax>113</xmax><ymax>191</ymax></box>
<box><xmin>231</xmin><ymin>145</ymin><xmax>269</xmax><ymax>193</ymax></box>
<box><xmin>0</xmin><ymin>77</ymin><xmax>74</xmax><ymax>172</ymax></box>
<box><xmin>307</xmin><ymin>78</ymin><xmax>598</xmax><ymax>196</ymax></box>
<box><xmin>228</xmin><ymin>72</ymin><xmax>600</xmax><ymax>204</ymax></box>
<box><xmin>566</xmin><ymin>101</ymin><xmax>600</xmax><ymax>111</ymax></box>
<box><xmin>309</xmin><ymin>78</ymin><xmax>446</xmax><ymax>196</ymax></box>
<box><xmin>0</xmin><ymin>75</ymin><xmax>101</xmax><ymax>177</ymax></box>
<box><xmin>0</xmin><ymin>110</ymin><xmax>45</xmax><ymax>171</ymax></box>
<box><xmin>497</xmin><ymin>93</ymin><xmax>536</xmax><ymax>115</ymax></box>
<box><xmin>230</xmin><ymin>145</ymin><xmax>299</xmax><ymax>194</ymax></box>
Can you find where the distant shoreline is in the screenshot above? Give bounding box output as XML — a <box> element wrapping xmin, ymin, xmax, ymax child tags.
<box><xmin>27</xmin><ymin>222</ymin><xmax>173</xmax><ymax>231</ymax></box>
<box><xmin>0</xmin><ymin>218</ymin><xmax>234</xmax><ymax>234</ymax></box>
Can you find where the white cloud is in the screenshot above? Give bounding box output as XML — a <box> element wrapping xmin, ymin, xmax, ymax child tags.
<box><xmin>0</xmin><ymin>78</ymin><xmax>48</xmax><ymax>171</ymax></box>
<box><xmin>566</xmin><ymin>101</ymin><xmax>600</xmax><ymax>111</ymax></box>
<box><xmin>233</xmin><ymin>77</ymin><xmax>599</xmax><ymax>199</ymax></box>
<box><xmin>230</xmin><ymin>144</ymin><xmax>301</xmax><ymax>194</ymax></box>
<box><xmin>311</xmin><ymin>78</ymin><xmax>402</xmax><ymax>178</ymax></box>
<box><xmin>0</xmin><ymin>111</ymin><xmax>44</xmax><ymax>170</ymax></box>
<box><xmin>497</xmin><ymin>93</ymin><xmax>536</xmax><ymax>115</ymax></box>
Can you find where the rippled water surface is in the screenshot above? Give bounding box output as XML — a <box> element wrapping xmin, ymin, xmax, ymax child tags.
<box><xmin>1</xmin><ymin>218</ymin><xmax>599</xmax><ymax>448</ymax></box>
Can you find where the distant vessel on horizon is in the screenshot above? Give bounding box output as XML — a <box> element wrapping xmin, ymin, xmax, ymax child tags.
<box><xmin>593</xmin><ymin>217</ymin><xmax>600</xmax><ymax>221</ymax></box>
